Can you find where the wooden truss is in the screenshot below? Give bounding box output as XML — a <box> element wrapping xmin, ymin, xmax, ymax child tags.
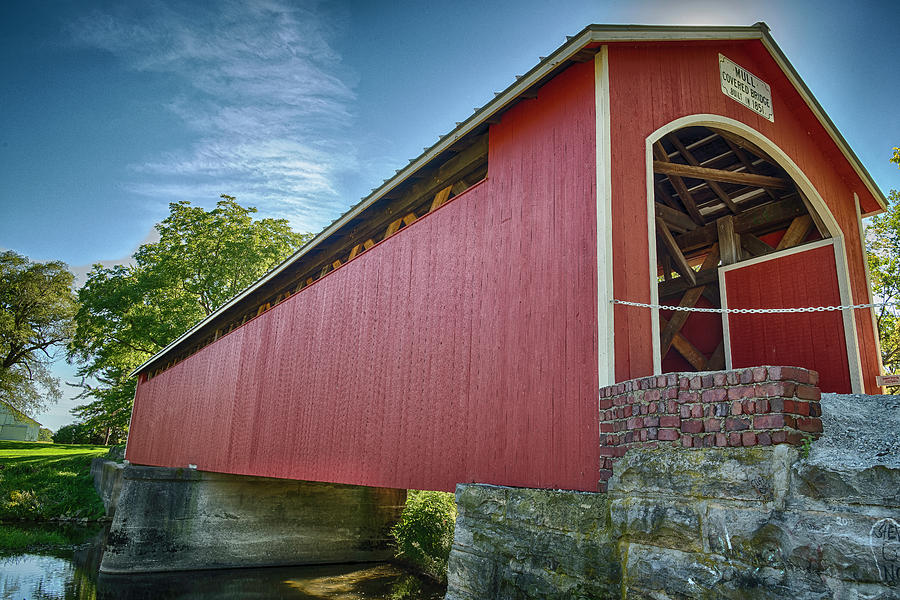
<box><xmin>653</xmin><ymin>125</ymin><xmax>827</xmax><ymax>372</ymax></box>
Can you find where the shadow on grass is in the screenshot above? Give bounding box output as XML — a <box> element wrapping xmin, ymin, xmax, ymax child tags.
<box><xmin>0</xmin><ymin>442</ymin><xmax>107</xmax><ymax>521</ymax></box>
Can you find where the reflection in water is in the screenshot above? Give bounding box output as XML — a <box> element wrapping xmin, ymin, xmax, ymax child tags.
<box><xmin>96</xmin><ymin>563</ymin><xmax>442</xmax><ymax>600</ymax></box>
<box><xmin>0</xmin><ymin>525</ymin><xmax>444</xmax><ymax>600</ymax></box>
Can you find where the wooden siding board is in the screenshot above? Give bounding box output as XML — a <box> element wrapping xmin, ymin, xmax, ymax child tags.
<box><xmin>125</xmin><ymin>61</ymin><xmax>599</xmax><ymax>492</ymax></box>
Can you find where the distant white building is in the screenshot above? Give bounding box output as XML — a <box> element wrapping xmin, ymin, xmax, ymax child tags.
<box><xmin>0</xmin><ymin>400</ymin><xmax>41</xmax><ymax>441</ymax></box>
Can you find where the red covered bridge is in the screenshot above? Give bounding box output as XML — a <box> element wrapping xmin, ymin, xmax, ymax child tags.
<box><xmin>126</xmin><ymin>24</ymin><xmax>886</xmax><ymax>494</ymax></box>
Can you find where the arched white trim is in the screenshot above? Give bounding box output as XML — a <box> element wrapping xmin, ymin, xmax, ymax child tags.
<box><xmin>644</xmin><ymin>114</ymin><xmax>863</xmax><ymax>392</ymax></box>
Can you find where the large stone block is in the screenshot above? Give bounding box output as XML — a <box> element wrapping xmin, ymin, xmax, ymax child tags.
<box><xmin>100</xmin><ymin>465</ymin><xmax>405</xmax><ymax>573</ymax></box>
<box><xmin>610</xmin><ymin>497</ymin><xmax>703</xmax><ymax>552</ymax></box>
<box><xmin>609</xmin><ymin>445</ymin><xmax>797</xmax><ymax>505</ymax></box>
<box><xmin>621</xmin><ymin>542</ymin><xmax>830</xmax><ymax>600</ymax></box>
<box><xmin>791</xmin><ymin>461</ymin><xmax>900</xmax><ymax>510</ymax></box>
<box><xmin>445</xmin><ymin>484</ymin><xmax>619</xmax><ymax>600</ymax></box>
<box><xmin>702</xmin><ymin>504</ymin><xmax>893</xmax><ymax>585</ymax></box>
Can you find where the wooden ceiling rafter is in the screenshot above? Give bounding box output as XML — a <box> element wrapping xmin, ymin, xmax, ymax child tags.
<box><xmin>719</xmin><ymin>136</ymin><xmax>780</xmax><ymax>204</ymax></box>
<box><xmin>665</xmin><ymin>133</ymin><xmax>739</xmax><ymax>214</ymax></box>
<box><xmin>708</xmin><ymin>127</ymin><xmax>777</xmax><ymax>170</ymax></box>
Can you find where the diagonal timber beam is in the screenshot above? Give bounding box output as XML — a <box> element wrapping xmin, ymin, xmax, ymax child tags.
<box><xmin>656</xmin><ymin>202</ymin><xmax>698</xmax><ymax>233</ymax></box>
<box><xmin>741</xmin><ymin>233</ymin><xmax>775</xmax><ymax>257</ymax></box>
<box><xmin>655</xmin><ymin>183</ymin><xmax>683</xmax><ymax>212</ymax></box>
<box><xmin>654</xmin><ymin>142</ymin><xmax>705</xmax><ymax>226</ymax></box>
<box><xmin>429</xmin><ymin>185</ymin><xmax>453</xmax><ymax>212</ymax></box>
<box><xmin>708</xmin><ymin>341</ymin><xmax>726</xmax><ymax>371</ymax></box>
<box><xmin>795</xmin><ymin>187</ymin><xmax>829</xmax><ymax>238</ymax></box>
<box><xmin>656</xmin><ymin>218</ymin><xmax>696</xmax><ymax>286</ymax></box>
<box><xmin>659</xmin><ymin>314</ymin><xmax>709</xmax><ymax>371</ymax></box>
<box><xmin>775</xmin><ymin>215</ymin><xmax>813</xmax><ymax>250</ymax></box>
<box><xmin>659</xmin><ymin>244</ymin><xmax>720</xmax><ymax>356</ymax></box>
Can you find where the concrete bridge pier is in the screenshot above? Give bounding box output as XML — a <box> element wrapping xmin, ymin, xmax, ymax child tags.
<box><xmin>99</xmin><ymin>465</ymin><xmax>406</xmax><ymax>574</ymax></box>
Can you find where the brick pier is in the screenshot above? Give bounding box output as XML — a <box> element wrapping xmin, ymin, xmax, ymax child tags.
<box><xmin>598</xmin><ymin>366</ymin><xmax>823</xmax><ymax>491</ymax></box>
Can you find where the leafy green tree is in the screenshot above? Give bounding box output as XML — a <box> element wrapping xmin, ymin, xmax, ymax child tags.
<box><xmin>51</xmin><ymin>421</ymin><xmax>102</xmax><ymax>445</ymax></box>
<box><xmin>68</xmin><ymin>196</ymin><xmax>310</xmax><ymax>444</ymax></box>
<box><xmin>867</xmin><ymin>148</ymin><xmax>900</xmax><ymax>375</ymax></box>
<box><xmin>391</xmin><ymin>490</ymin><xmax>457</xmax><ymax>582</ymax></box>
<box><xmin>0</xmin><ymin>251</ymin><xmax>76</xmax><ymax>414</ymax></box>
<box><xmin>37</xmin><ymin>427</ymin><xmax>53</xmax><ymax>442</ymax></box>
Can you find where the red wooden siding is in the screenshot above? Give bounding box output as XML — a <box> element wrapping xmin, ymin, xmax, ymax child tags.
<box><xmin>127</xmin><ymin>61</ymin><xmax>599</xmax><ymax>492</ymax></box>
<box><xmin>723</xmin><ymin>243</ymin><xmax>851</xmax><ymax>393</ymax></box>
<box><xmin>608</xmin><ymin>41</ymin><xmax>881</xmax><ymax>391</ymax></box>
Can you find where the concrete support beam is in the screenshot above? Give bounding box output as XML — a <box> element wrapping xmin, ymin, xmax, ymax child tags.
<box><xmin>100</xmin><ymin>465</ymin><xmax>406</xmax><ymax>574</ymax></box>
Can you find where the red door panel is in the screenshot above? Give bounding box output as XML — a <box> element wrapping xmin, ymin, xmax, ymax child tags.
<box><xmin>722</xmin><ymin>242</ymin><xmax>851</xmax><ymax>393</ymax></box>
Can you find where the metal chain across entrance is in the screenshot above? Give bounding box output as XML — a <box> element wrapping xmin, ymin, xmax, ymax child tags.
<box><xmin>611</xmin><ymin>298</ymin><xmax>891</xmax><ymax>314</ymax></box>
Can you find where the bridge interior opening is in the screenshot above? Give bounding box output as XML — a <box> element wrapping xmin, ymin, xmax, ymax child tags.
<box><xmin>651</xmin><ymin>125</ymin><xmax>830</xmax><ymax>374</ymax></box>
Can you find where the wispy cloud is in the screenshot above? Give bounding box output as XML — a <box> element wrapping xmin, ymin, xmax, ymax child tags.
<box><xmin>69</xmin><ymin>0</ymin><xmax>357</xmax><ymax>233</ymax></box>
<box><xmin>69</xmin><ymin>229</ymin><xmax>162</xmax><ymax>287</ymax></box>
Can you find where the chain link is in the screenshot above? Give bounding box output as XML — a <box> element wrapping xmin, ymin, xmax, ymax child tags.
<box><xmin>612</xmin><ymin>298</ymin><xmax>889</xmax><ymax>314</ymax></box>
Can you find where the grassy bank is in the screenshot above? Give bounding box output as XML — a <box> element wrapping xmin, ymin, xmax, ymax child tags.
<box><xmin>0</xmin><ymin>521</ymin><xmax>105</xmax><ymax>556</ymax></box>
<box><xmin>0</xmin><ymin>441</ymin><xmax>107</xmax><ymax>521</ymax></box>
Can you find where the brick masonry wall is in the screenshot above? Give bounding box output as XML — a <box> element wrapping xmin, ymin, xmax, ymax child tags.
<box><xmin>598</xmin><ymin>366</ymin><xmax>823</xmax><ymax>491</ymax></box>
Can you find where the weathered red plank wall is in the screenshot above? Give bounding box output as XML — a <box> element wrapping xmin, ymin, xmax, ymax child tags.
<box><xmin>126</xmin><ymin>61</ymin><xmax>600</xmax><ymax>492</ymax></box>
<box><xmin>724</xmin><ymin>243</ymin><xmax>851</xmax><ymax>393</ymax></box>
<box><xmin>608</xmin><ymin>40</ymin><xmax>881</xmax><ymax>391</ymax></box>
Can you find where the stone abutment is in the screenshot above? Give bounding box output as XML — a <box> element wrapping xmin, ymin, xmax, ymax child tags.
<box><xmin>446</xmin><ymin>369</ymin><xmax>900</xmax><ymax>599</ymax></box>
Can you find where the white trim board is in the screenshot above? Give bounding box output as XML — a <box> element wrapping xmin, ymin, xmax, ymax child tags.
<box><xmin>855</xmin><ymin>192</ymin><xmax>886</xmax><ymax>388</ymax></box>
<box><xmin>596</xmin><ymin>46</ymin><xmax>615</xmax><ymax>387</ymax></box>
<box><xmin>718</xmin><ymin>238</ymin><xmax>862</xmax><ymax>392</ymax></box>
<box><xmin>645</xmin><ymin>131</ymin><xmax>661</xmax><ymax>375</ymax></box>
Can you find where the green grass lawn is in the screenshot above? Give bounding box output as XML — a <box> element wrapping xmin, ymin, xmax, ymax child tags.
<box><xmin>0</xmin><ymin>441</ymin><xmax>108</xmax><ymax>521</ymax></box>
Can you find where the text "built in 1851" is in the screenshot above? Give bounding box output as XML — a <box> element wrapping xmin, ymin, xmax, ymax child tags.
<box><xmin>719</xmin><ymin>54</ymin><xmax>774</xmax><ymax>122</ymax></box>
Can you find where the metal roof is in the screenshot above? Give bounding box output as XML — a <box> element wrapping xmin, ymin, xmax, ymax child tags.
<box><xmin>133</xmin><ymin>22</ymin><xmax>887</xmax><ymax>377</ymax></box>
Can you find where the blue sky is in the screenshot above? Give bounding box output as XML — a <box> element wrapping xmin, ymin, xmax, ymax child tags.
<box><xmin>2</xmin><ymin>0</ymin><xmax>898</xmax><ymax>430</ymax></box>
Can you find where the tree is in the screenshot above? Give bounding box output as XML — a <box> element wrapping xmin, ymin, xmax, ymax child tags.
<box><xmin>52</xmin><ymin>421</ymin><xmax>101</xmax><ymax>445</ymax></box>
<box><xmin>68</xmin><ymin>196</ymin><xmax>311</xmax><ymax>443</ymax></box>
<box><xmin>0</xmin><ymin>251</ymin><xmax>76</xmax><ymax>414</ymax></box>
<box><xmin>391</xmin><ymin>490</ymin><xmax>457</xmax><ymax>582</ymax></box>
<box><xmin>866</xmin><ymin>148</ymin><xmax>900</xmax><ymax>375</ymax></box>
